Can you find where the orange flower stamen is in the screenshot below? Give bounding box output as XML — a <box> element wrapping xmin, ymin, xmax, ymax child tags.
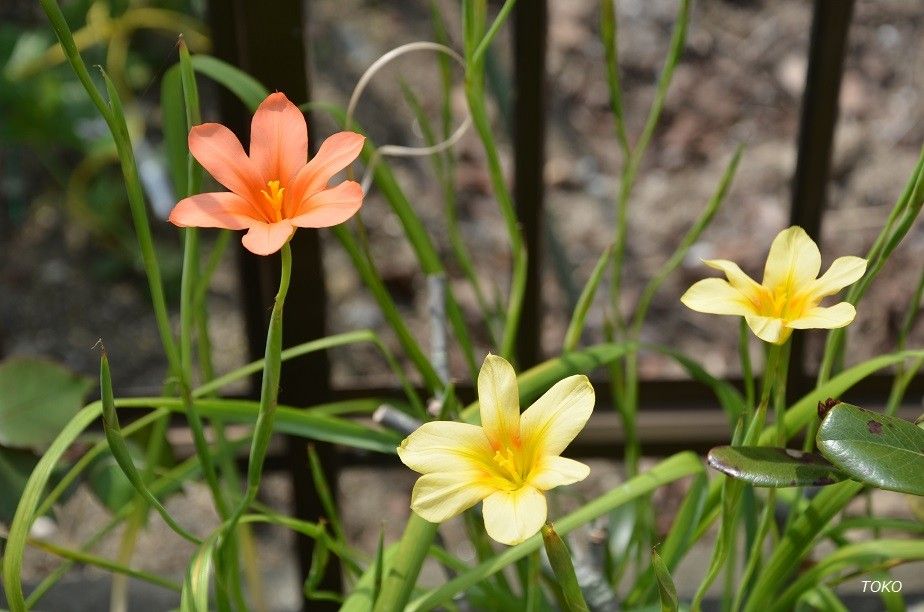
<box><xmin>260</xmin><ymin>180</ymin><xmax>285</xmax><ymax>221</ymax></box>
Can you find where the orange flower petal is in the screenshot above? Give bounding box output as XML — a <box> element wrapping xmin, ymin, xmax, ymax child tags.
<box><xmin>290</xmin><ymin>181</ymin><xmax>363</xmax><ymax>228</ymax></box>
<box><xmin>168</xmin><ymin>192</ymin><xmax>256</xmax><ymax>230</ymax></box>
<box><xmin>188</xmin><ymin>123</ymin><xmax>265</xmax><ymax>204</ymax></box>
<box><xmin>250</xmin><ymin>92</ymin><xmax>307</xmax><ymax>185</ymax></box>
<box><xmin>241</xmin><ymin>220</ymin><xmax>295</xmax><ymax>256</ymax></box>
<box><xmin>288</xmin><ymin>132</ymin><xmax>365</xmax><ymax>201</ymax></box>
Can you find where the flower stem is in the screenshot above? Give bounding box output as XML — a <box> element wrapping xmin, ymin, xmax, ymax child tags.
<box><xmin>372</xmin><ymin>513</ymin><xmax>438</xmax><ymax>612</ymax></box>
<box><xmin>244</xmin><ymin>241</ymin><xmax>291</xmax><ymax>507</ymax></box>
<box><xmin>219</xmin><ymin>240</ymin><xmax>292</xmax><ymax>576</ymax></box>
<box><xmin>691</xmin><ymin>340</ymin><xmax>788</xmax><ymax>611</ymax></box>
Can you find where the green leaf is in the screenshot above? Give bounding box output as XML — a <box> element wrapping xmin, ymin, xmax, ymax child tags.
<box><xmin>541</xmin><ymin>524</ymin><xmax>589</xmax><ymax>612</ymax></box>
<box><xmin>86</xmin><ymin>446</ymin><xmax>140</xmax><ymax>513</ymax></box>
<box><xmin>772</xmin><ymin>539</ymin><xmax>924</xmax><ymax>612</ymax></box>
<box><xmin>100</xmin><ymin>352</ymin><xmax>200</xmax><ymax>544</ymax></box>
<box><xmin>563</xmin><ymin>245</ymin><xmax>612</xmax><ymax>352</ymax></box>
<box><xmin>707</xmin><ymin>446</ymin><xmax>849</xmax><ymax>488</ymax></box>
<box><xmin>190</xmin><ymin>55</ymin><xmax>268</xmax><ymax>112</ymax></box>
<box><xmin>651</xmin><ymin>549</ymin><xmax>679</xmax><ymax>612</ymax></box>
<box><xmin>160</xmin><ymin>64</ymin><xmax>187</xmax><ymax>195</ymax></box>
<box><xmin>3</xmin><ymin>402</ymin><xmax>102</xmax><ymax>610</ymax></box>
<box><xmin>644</xmin><ymin>344</ymin><xmax>746</xmax><ymax>420</ymax></box>
<box><xmin>0</xmin><ymin>446</ymin><xmax>39</xmax><ymax>523</ymax></box>
<box><xmin>407</xmin><ymin>452</ymin><xmax>703</xmax><ymax>611</ymax></box>
<box><xmin>817</xmin><ymin>402</ymin><xmax>924</xmax><ymax>496</ymax></box>
<box><xmin>0</xmin><ymin>358</ymin><xmax>91</xmax><ymax>451</ymax></box>
<box><xmin>303</xmin><ymin>526</ymin><xmax>341</xmax><ymax>603</ymax></box>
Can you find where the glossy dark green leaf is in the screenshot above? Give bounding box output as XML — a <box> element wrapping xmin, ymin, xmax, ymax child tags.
<box><xmin>707</xmin><ymin>446</ymin><xmax>848</xmax><ymax>488</ymax></box>
<box><xmin>0</xmin><ymin>358</ymin><xmax>91</xmax><ymax>451</ymax></box>
<box><xmin>817</xmin><ymin>402</ymin><xmax>924</xmax><ymax>496</ymax></box>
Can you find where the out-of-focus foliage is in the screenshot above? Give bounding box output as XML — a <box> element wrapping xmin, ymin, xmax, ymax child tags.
<box><xmin>1</xmin><ymin>0</ymin><xmax>206</xmax><ymax>269</ymax></box>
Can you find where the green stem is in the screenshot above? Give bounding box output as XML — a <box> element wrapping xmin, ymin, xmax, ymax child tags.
<box><xmin>739</xmin><ymin>318</ymin><xmax>755</xmax><ymax>409</ymax></box>
<box><xmin>407</xmin><ymin>452</ymin><xmax>702</xmax><ymax>611</ymax></box>
<box><xmin>691</xmin><ymin>341</ymin><xmax>787</xmax><ymax>611</ymax></box>
<box><xmin>20</xmin><ymin>537</ymin><xmax>181</xmax><ymax>593</ymax></box>
<box><xmin>464</xmin><ymin>0</ymin><xmax>525</xmax><ymax>361</ymax></box>
<box><xmin>180</xmin><ymin>229</ymin><xmax>229</xmax><ymax>519</ymax></box>
<box><xmin>333</xmin><ymin>225</ymin><xmax>444</xmax><ymax>393</ymax></box>
<box><xmin>731</xmin><ymin>488</ymin><xmax>776</xmax><ymax>611</ymax></box>
<box><xmin>240</xmin><ymin>241</ymin><xmax>291</xmax><ymax>511</ymax></box>
<box><xmin>743</xmin><ymin>482</ymin><xmax>862</xmax><ymax>612</ymax></box>
<box><xmin>465</xmin><ymin>77</ymin><xmax>526</xmax><ymax>362</ymax></box>
<box><xmin>372</xmin><ymin>513</ymin><xmax>438</xmax><ymax>612</ymax></box>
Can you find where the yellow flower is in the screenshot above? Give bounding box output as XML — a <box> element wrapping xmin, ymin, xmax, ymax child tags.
<box><xmin>681</xmin><ymin>226</ymin><xmax>867</xmax><ymax>344</ymax></box>
<box><xmin>397</xmin><ymin>354</ymin><xmax>594</xmax><ymax>545</ymax></box>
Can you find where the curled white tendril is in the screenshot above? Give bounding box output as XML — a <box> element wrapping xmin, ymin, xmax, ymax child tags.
<box><xmin>344</xmin><ymin>41</ymin><xmax>471</xmax><ymax>194</ymax></box>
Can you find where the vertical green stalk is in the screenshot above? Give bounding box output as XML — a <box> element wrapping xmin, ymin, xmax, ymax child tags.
<box><xmin>600</xmin><ymin>0</ymin><xmax>630</xmax><ymax>160</ymax></box>
<box><xmin>608</xmin><ymin>0</ymin><xmax>691</xmax><ymax>336</ymax></box>
<box><xmin>463</xmin><ymin>0</ymin><xmax>525</xmax><ymax>362</ymax></box>
<box><xmin>691</xmin><ymin>341</ymin><xmax>786</xmax><ymax>611</ymax></box>
<box><xmin>176</xmin><ymin>41</ymin><xmax>249</xmax><ymax>609</ymax></box>
<box><xmin>333</xmin><ymin>225</ymin><xmax>443</xmax><ymax>393</ymax></box>
<box><xmin>374</xmin><ymin>9</ymin><xmax>521</xmax><ymax>607</ymax></box>
<box><xmin>372</xmin><ymin>514</ymin><xmax>439</xmax><ymax>612</ymax></box>
<box><xmin>816</xmin><ymin>145</ymin><xmax>924</xmax><ymax>384</ymax></box>
<box><xmin>241</xmin><ymin>242</ymin><xmax>291</xmax><ymax>511</ymax></box>
<box><xmin>39</xmin><ymin>0</ymin><xmax>181</xmax><ymax>372</ymax></box>
<box><xmin>739</xmin><ymin>319</ymin><xmax>755</xmax><ymax>409</ymax></box>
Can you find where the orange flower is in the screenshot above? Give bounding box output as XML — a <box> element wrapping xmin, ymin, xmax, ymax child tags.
<box><xmin>169</xmin><ymin>92</ymin><xmax>365</xmax><ymax>255</ymax></box>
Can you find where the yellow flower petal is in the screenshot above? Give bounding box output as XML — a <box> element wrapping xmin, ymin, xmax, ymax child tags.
<box><xmin>482</xmin><ymin>486</ymin><xmax>547</xmax><ymax>545</ymax></box>
<box><xmin>681</xmin><ymin>278</ymin><xmax>757</xmax><ymax>317</ymax></box>
<box><xmin>788</xmin><ymin>303</ymin><xmax>856</xmax><ymax>329</ymax></box>
<box><xmin>530</xmin><ymin>456</ymin><xmax>590</xmax><ymax>490</ymax></box>
<box><xmin>762</xmin><ymin>226</ymin><xmax>820</xmax><ymax>291</ymax></box>
<box><xmin>410</xmin><ymin>472</ymin><xmax>493</xmax><ymax>523</ymax></box>
<box><xmin>745</xmin><ymin>314</ymin><xmax>791</xmax><ymax>345</ymax></box>
<box><xmin>520</xmin><ymin>375</ymin><xmax>594</xmax><ymax>456</ymax></box>
<box><xmin>478</xmin><ymin>354</ymin><xmax>521</xmax><ymax>447</ymax></box>
<box><xmin>397</xmin><ymin>421</ymin><xmax>493</xmax><ymax>475</ymax></box>
<box><xmin>811</xmin><ymin>256</ymin><xmax>867</xmax><ymax>299</ymax></box>
<box><xmin>704</xmin><ymin>259</ymin><xmax>763</xmax><ymax>298</ymax></box>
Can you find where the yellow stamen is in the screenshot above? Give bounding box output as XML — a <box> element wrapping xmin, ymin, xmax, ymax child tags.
<box><xmin>492</xmin><ymin>447</ymin><xmax>524</xmax><ymax>486</ymax></box>
<box><xmin>260</xmin><ymin>180</ymin><xmax>285</xmax><ymax>221</ymax></box>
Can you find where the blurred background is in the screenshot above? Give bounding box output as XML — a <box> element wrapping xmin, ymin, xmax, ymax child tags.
<box><xmin>2</xmin><ymin>0</ymin><xmax>923</xmax><ymax>609</ymax></box>
<box><xmin>3</xmin><ymin>1</ymin><xmax>924</xmax><ymax>391</ymax></box>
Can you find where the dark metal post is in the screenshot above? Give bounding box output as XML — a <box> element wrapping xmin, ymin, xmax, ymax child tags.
<box><xmin>205</xmin><ymin>0</ymin><xmax>341</xmax><ymax>608</ymax></box>
<box><xmin>513</xmin><ymin>0</ymin><xmax>548</xmax><ymax>368</ymax></box>
<box><xmin>787</xmin><ymin>0</ymin><xmax>855</xmax><ymax>396</ymax></box>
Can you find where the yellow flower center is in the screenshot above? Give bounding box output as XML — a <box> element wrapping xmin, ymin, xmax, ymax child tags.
<box><xmin>754</xmin><ymin>282</ymin><xmax>813</xmax><ymax>322</ymax></box>
<box><xmin>487</xmin><ymin>445</ymin><xmax>532</xmax><ymax>490</ymax></box>
<box><xmin>260</xmin><ymin>180</ymin><xmax>285</xmax><ymax>221</ymax></box>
